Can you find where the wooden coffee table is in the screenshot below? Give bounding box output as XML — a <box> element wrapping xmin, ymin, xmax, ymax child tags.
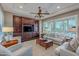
<box><xmin>36</xmin><ymin>38</ymin><xmax>53</xmax><ymax>49</ymax></box>
<box><xmin>40</xmin><ymin>40</ymin><xmax>53</xmax><ymax>49</ymax></box>
<box><xmin>36</xmin><ymin>38</ymin><xmax>47</xmax><ymax>44</ymax></box>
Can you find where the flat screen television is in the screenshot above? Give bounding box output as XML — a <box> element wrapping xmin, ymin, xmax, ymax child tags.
<box><xmin>23</xmin><ymin>25</ymin><xmax>34</xmax><ymax>32</ymax></box>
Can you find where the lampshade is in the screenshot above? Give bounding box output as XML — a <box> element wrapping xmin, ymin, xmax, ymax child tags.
<box><xmin>2</xmin><ymin>27</ymin><xmax>13</xmax><ymax>32</ymax></box>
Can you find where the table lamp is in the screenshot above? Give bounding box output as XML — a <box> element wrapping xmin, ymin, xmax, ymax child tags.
<box><xmin>2</xmin><ymin>27</ymin><xmax>13</xmax><ymax>41</ymax></box>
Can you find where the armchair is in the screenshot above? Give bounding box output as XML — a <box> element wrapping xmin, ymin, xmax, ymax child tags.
<box><xmin>0</xmin><ymin>43</ymin><xmax>32</xmax><ymax>56</ymax></box>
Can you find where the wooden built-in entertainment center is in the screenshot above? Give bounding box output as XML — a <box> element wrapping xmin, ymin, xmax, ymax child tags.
<box><xmin>13</xmin><ymin>15</ymin><xmax>39</xmax><ymax>42</ymax></box>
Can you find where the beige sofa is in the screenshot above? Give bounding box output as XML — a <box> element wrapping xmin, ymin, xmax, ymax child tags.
<box><xmin>43</xmin><ymin>33</ymin><xmax>67</xmax><ymax>45</ymax></box>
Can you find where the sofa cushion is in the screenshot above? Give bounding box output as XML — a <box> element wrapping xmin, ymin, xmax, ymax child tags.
<box><xmin>0</xmin><ymin>44</ymin><xmax>12</xmax><ymax>56</ymax></box>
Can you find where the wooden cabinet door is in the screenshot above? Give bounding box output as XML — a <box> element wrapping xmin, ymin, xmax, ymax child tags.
<box><xmin>13</xmin><ymin>16</ymin><xmax>22</xmax><ymax>26</ymax></box>
<box><xmin>22</xmin><ymin>32</ymin><xmax>33</xmax><ymax>42</ymax></box>
<box><xmin>13</xmin><ymin>16</ymin><xmax>22</xmax><ymax>36</ymax></box>
<box><xmin>22</xmin><ymin>18</ymin><xmax>34</xmax><ymax>25</ymax></box>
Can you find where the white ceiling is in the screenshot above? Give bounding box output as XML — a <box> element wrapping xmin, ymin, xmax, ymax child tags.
<box><xmin>1</xmin><ymin>3</ymin><xmax>79</xmax><ymax>20</ymax></box>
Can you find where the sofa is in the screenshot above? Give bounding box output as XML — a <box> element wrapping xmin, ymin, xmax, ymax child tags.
<box><xmin>43</xmin><ymin>32</ymin><xmax>67</xmax><ymax>45</ymax></box>
<box><xmin>60</xmin><ymin>39</ymin><xmax>79</xmax><ymax>56</ymax></box>
<box><xmin>0</xmin><ymin>43</ymin><xmax>32</xmax><ymax>56</ymax></box>
<box><xmin>54</xmin><ymin>38</ymin><xmax>79</xmax><ymax>56</ymax></box>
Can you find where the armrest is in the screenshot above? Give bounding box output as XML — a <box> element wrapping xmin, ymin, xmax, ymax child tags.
<box><xmin>60</xmin><ymin>48</ymin><xmax>77</xmax><ymax>56</ymax></box>
<box><xmin>7</xmin><ymin>43</ymin><xmax>23</xmax><ymax>52</ymax></box>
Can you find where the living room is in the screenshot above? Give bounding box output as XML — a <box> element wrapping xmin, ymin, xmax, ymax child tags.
<box><xmin>0</xmin><ymin>3</ymin><xmax>79</xmax><ymax>56</ymax></box>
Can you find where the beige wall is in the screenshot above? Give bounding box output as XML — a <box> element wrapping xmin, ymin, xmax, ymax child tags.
<box><xmin>4</xmin><ymin>12</ymin><xmax>13</xmax><ymax>27</ymax></box>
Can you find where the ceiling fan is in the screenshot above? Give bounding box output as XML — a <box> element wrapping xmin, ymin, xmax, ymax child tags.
<box><xmin>30</xmin><ymin>6</ymin><xmax>50</xmax><ymax>18</ymax></box>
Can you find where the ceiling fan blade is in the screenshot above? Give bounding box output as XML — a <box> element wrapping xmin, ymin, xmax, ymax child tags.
<box><xmin>41</xmin><ymin>13</ymin><xmax>50</xmax><ymax>15</ymax></box>
<box><xmin>30</xmin><ymin>12</ymin><xmax>37</xmax><ymax>14</ymax></box>
<box><xmin>35</xmin><ymin>15</ymin><xmax>44</xmax><ymax>18</ymax></box>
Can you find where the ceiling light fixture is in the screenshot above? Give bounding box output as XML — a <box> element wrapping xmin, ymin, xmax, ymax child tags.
<box><xmin>19</xmin><ymin>6</ymin><xmax>23</xmax><ymax>9</ymax></box>
<box><xmin>57</xmin><ymin>6</ymin><xmax>60</xmax><ymax>9</ymax></box>
<box><xmin>30</xmin><ymin>6</ymin><xmax>50</xmax><ymax>18</ymax></box>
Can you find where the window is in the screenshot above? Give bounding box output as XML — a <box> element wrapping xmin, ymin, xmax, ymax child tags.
<box><xmin>42</xmin><ymin>15</ymin><xmax>77</xmax><ymax>38</ymax></box>
<box><xmin>55</xmin><ymin>20</ymin><xmax>63</xmax><ymax>32</ymax></box>
<box><xmin>43</xmin><ymin>22</ymin><xmax>47</xmax><ymax>32</ymax></box>
<box><xmin>43</xmin><ymin>21</ymin><xmax>50</xmax><ymax>33</ymax></box>
<box><xmin>51</xmin><ymin>21</ymin><xmax>54</xmax><ymax>32</ymax></box>
<box><xmin>43</xmin><ymin>21</ymin><xmax>54</xmax><ymax>33</ymax></box>
<box><xmin>68</xmin><ymin>17</ymin><xmax>76</xmax><ymax>28</ymax></box>
<box><xmin>63</xmin><ymin>20</ymin><xmax>68</xmax><ymax>33</ymax></box>
<box><xmin>67</xmin><ymin>17</ymin><xmax>77</xmax><ymax>38</ymax></box>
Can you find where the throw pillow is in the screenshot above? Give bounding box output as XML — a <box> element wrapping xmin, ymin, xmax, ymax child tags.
<box><xmin>67</xmin><ymin>38</ymin><xmax>79</xmax><ymax>52</ymax></box>
<box><xmin>4</xmin><ymin>35</ymin><xmax>13</xmax><ymax>41</ymax></box>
